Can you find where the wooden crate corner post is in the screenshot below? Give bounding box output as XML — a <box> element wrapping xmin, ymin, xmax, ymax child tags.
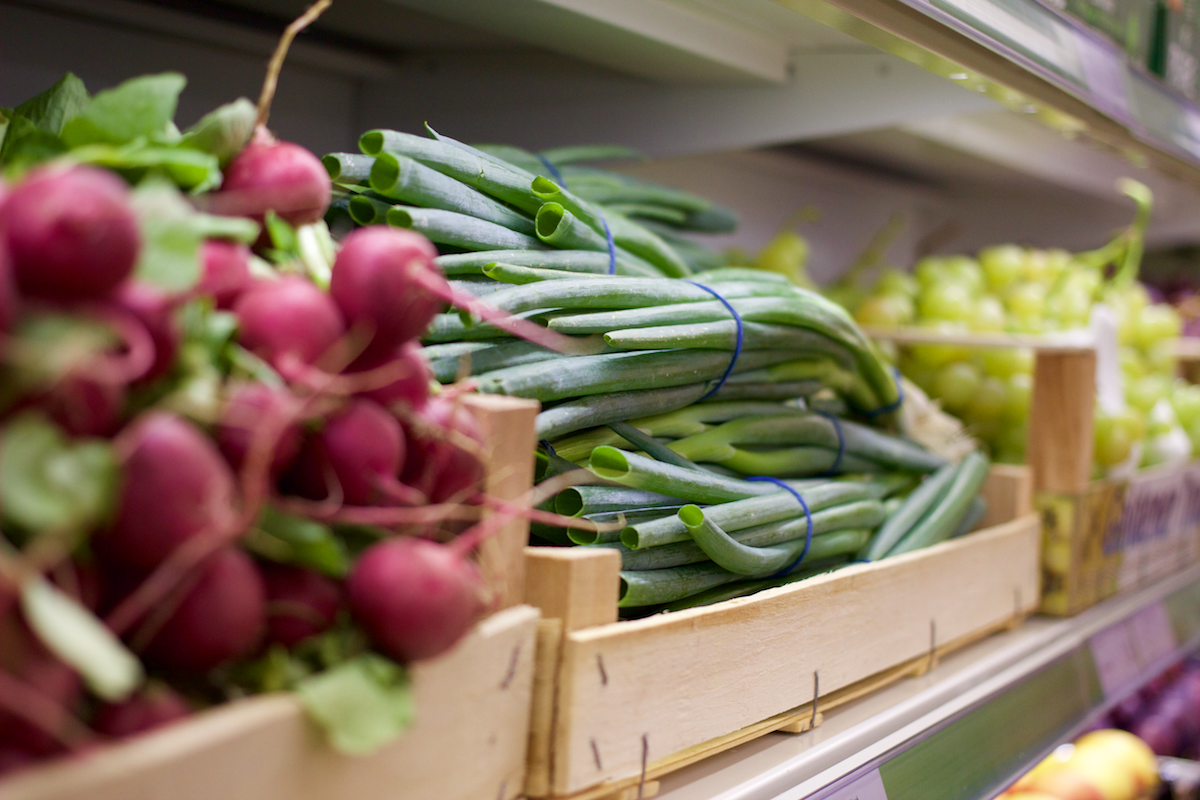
<box><xmin>463</xmin><ymin>394</ymin><xmax>540</xmax><ymax>609</ymax></box>
<box><xmin>1027</xmin><ymin>348</ymin><xmax>1096</xmax><ymax>494</ymax></box>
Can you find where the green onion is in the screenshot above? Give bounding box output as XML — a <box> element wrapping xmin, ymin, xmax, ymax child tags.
<box><xmin>619</xmin><ymin>563</ymin><xmax>737</xmax><ymax>607</ymax></box>
<box><xmin>885</xmin><ymin>452</ymin><xmax>990</xmax><ymax>558</ymax></box>
<box><xmin>536</xmin><ymin>384</ymin><xmax>709</xmax><ymax>441</ymax></box>
<box><xmin>864</xmin><ymin>463</ymin><xmax>958</xmax><ymax>561</ymax></box>
<box><xmin>322</xmin><ymin>152</ymin><xmax>374</xmax><ymax>185</ymax></box>
<box><xmin>386</xmin><ymin>205</ymin><xmax>546</xmax><ymax>251</ymax></box>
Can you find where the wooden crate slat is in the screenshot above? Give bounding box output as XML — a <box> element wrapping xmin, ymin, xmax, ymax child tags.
<box><xmin>548</xmin><ymin>515</ymin><xmax>1040</xmax><ymax>794</ymax></box>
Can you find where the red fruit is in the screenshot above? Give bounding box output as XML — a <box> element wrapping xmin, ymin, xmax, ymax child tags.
<box><xmin>3</xmin><ymin>165</ymin><xmax>140</xmax><ymax>299</ymax></box>
<box><xmin>0</xmin><ymin>747</ymin><xmax>35</xmax><ymax>777</ymax></box>
<box><xmin>98</xmin><ymin>412</ymin><xmax>237</xmax><ymax>572</ymax></box>
<box><xmin>234</xmin><ymin>277</ymin><xmax>344</xmax><ymax>374</ymax></box>
<box><xmin>0</xmin><ymin>229</ymin><xmax>14</xmax><ymax>334</ymax></box>
<box><xmin>143</xmin><ymin>548</ymin><xmax>266</xmax><ymax>673</ymax></box>
<box><xmin>263</xmin><ymin>564</ymin><xmax>342</xmax><ymax>647</ymax></box>
<box><xmin>0</xmin><ymin>625</ymin><xmax>82</xmax><ymax>757</ymax></box>
<box><xmin>93</xmin><ymin>685</ymin><xmax>190</xmax><ymax>738</ymax></box>
<box><xmin>353</xmin><ymin>341</ymin><xmax>432</xmax><ymax>411</ymax></box>
<box><xmin>113</xmin><ymin>282</ymin><xmax>180</xmax><ymax>382</ymax></box>
<box><xmin>211</xmin><ymin>130</ymin><xmax>330</xmax><ymax>227</ymax></box>
<box><xmin>214</xmin><ymin>382</ymin><xmax>302</xmax><ymax>475</ymax></box>
<box><xmin>197</xmin><ymin>240</ymin><xmax>252</xmax><ymax>309</ymax></box>
<box><xmin>330</xmin><ymin>226</ymin><xmax>446</xmax><ymax>357</ymax></box>
<box><xmin>347</xmin><ymin>537</ymin><xmax>484</xmax><ymax>662</ymax></box>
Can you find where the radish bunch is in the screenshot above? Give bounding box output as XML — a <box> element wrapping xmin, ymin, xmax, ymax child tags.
<box><xmin>0</xmin><ymin>80</ymin><xmax>505</xmax><ymax>774</ymax></box>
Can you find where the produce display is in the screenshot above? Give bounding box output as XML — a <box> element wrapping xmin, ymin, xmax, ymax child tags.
<box><xmin>840</xmin><ymin>181</ymin><xmax>1200</xmax><ymax>474</ymax></box>
<box><xmin>329</xmin><ymin>127</ymin><xmax>996</xmax><ymax>613</ymax></box>
<box><xmin>1103</xmin><ymin>658</ymin><xmax>1200</xmax><ymax>760</ymax></box>
<box><xmin>0</xmin><ymin>21</ymin><xmax>554</xmax><ymax>776</ymax></box>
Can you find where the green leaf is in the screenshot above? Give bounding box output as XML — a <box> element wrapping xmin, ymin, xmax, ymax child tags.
<box><xmin>129</xmin><ymin>177</ymin><xmax>204</xmax><ymax>292</ymax></box>
<box><xmin>0</xmin><ymin>413</ymin><xmax>119</xmax><ymax>533</ymax></box>
<box><xmin>21</xmin><ymin>577</ymin><xmax>143</xmax><ymax>701</ymax></box>
<box><xmin>71</xmin><ymin>143</ymin><xmax>221</xmax><ymax>192</ymax></box>
<box><xmin>296</xmin><ymin>654</ymin><xmax>414</xmax><ymax>755</ymax></box>
<box><xmin>11</xmin><ymin>312</ymin><xmax>121</xmax><ymax>392</ymax></box>
<box><xmin>253</xmin><ymin>506</ymin><xmax>350</xmax><ymax>578</ymax></box>
<box><xmin>0</xmin><ymin>109</ymin><xmax>10</xmax><ymax>154</ymax></box>
<box><xmin>0</xmin><ymin>114</ymin><xmax>67</xmax><ymax>171</ymax></box>
<box><xmin>61</xmin><ymin>73</ymin><xmax>186</xmax><ymax>149</ymax></box>
<box><xmin>180</xmin><ymin>99</ymin><xmax>256</xmax><ymax>165</ymax></box>
<box><xmin>14</xmin><ymin>73</ymin><xmax>89</xmax><ymax>137</ymax></box>
<box><xmin>264</xmin><ymin>210</ymin><xmax>300</xmax><ymax>263</ymax></box>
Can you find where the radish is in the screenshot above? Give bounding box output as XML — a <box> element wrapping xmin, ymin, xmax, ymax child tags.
<box><xmin>97</xmin><ymin>412</ymin><xmax>237</xmax><ymax>572</ymax></box>
<box><xmin>0</xmin><ymin>747</ymin><xmax>34</xmax><ymax>777</ymax></box>
<box><xmin>113</xmin><ymin>281</ymin><xmax>181</xmax><ymax>383</ymax></box>
<box><xmin>206</xmin><ymin>1</ymin><xmax>332</xmax><ymax>229</ymax></box>
<box><xmin>41</xmin><ymin>375</ymin><xmax>125</xmax><ymax>438</ymax></box>
<box><xmin>354</xmin><ymin>340</ymin><xmax>432</xmax><ymax>411</ymax></box>
<box><xmin>214</xmin><ymin>382</ymin><xmax>302</xmax><ymax>475</ymax></box>
<box><xmin>233</xmin><ymin>276</ymin><xmax>344</xmax><ymax>377</ymax></box>
<box><xmin>210</xmin><ymin>129</ymin><xmax>330</xmax><ymax>228</ymax></box>
<box><xmin>347</xmin><ymin>537</ymin><xmax>484</xmax><ymax>662</ymax></box>
<box><xmin>0</xmin><ymin>625</ymin><xmax>82</xmax><ymax>756</ymax></box>
<box><xmin>262</xmin><ymin>564</ymin><xmax>341</xmax><ymax>647</ymax></box>
<box><xmin>330</xmin><ymin>226</ymin><xmax>446</xmax><ymax>357</ymax></box>
<box><xmin>197</xmin><ymin>240</ymin><xmax>253</xmax><ymax>309</ymax></box>
<box><xmin>93</xmin><ymin>684</ymin><xmax>190</xmax><ymax>738</ymax></box>
<box><xmin>142</xmin><ymin>547</ymin><xmax>265</xmax><ymax>673</ymax></box>
<box><xmin>0</xmin><ymin>233</ymin><xmax>14</xmax><ymax>335</ymax></box>
<box><xmin>2</xmin><ymin>165</ymin><xmax>140</xmax><ymax>299</ymax></box>
<box><xmin>287</xmin><ymin>399</ymin><xmax>423</xmax><ymax>506</ymax></box>
<box><xmin>403</xmin><ymin>396</ymin><xmax>484</xmax><ymax>503</ymax></box>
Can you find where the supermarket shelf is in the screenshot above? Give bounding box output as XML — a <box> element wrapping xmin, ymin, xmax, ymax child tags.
<box><xmin>653</xmin><ymin>564</ymin><xmax>1200</xmax><ymax>800</ymax></box>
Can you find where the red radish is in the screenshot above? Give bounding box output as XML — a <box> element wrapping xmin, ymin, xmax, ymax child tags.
<box><xmin>210</xmin><ymin>129</ymin><xmax>330</xmax><ymax>228</ymax></box>
<box><xmin>347</xmin><ymin>537</ymin><xmax>484</xmax><ymax>662</ymax></box>
<box><xmin>2</xmin><ymin>165</ymin><xmax>140</xmax><ymax>299</ymax></box>
<box><xmin>288</xmin><ymin>399</ymin><xmax>422</xmax><ymax>506</ymax></box>
<box><xmin>93</xmin><ymin>685</ymin><xmax>190</xmax><ymax>738</ymax></box>
<box><xmin>142</xmin><ymin>548</ymin><xmax>266</xmax><ymax>673</ymax></box>
<box><xmin>351</xmin><ymin>340</ymin><xmax>432</xmax><ymax>411</ymax></box>
<box><xmin>0</xmin><ymin>644</ymin><xmax>81</xmax><ymax>756</ymax></box>
<box><xmin>0</xmin><ymin>747</ymin><xmax>34</xmax><ymax>777</ymax></box>
<box><xmin>330</xmin><ymin>227</ymin><xmax>446</xmax><ymax>356</ymax></box>
<box><xmin>113</xmin><ymin>282</ymin><xmax>180</xmax><ymax>382</ymax></box>
<box><xmin>97</xmin><ymin>412</ymin><xmax>237</xmax><ymax>572</ymax></box>
<box><xmin>197</xmin><ymin>240</ymin><xmax>253</xmax><ymax>309</ymax></box>
<box><xmin>214</xmin><ymin>382</ymin><xmax>302</xmax><ymax>475</ymax></box>
<box><xmin>50</xmin><ymin>560</ymin><xmax>103</xmax><ymax>613</ymax></box>
<box><xmin>262</xmin><ymin>564</ymin><xmax>342</xmax><ymax>647</ymax></box>
<box><xmin>0</xmin><ymin>234</ymin><xmax>14</xmax><ymax>335</ymax></box>
<box><xmin>233</xmin><ymin>277</ymin><xmax>344</xmax><ymax>376</ymax></box>
<box><xmin>41</xmin><ymin>374</ymin><xmax>125</xmax><ymax>438</ymax></box>
<box><xmin>403</xmin><ymin>397</ymin><xmax>484</xmax><ymax>503</ymax></box>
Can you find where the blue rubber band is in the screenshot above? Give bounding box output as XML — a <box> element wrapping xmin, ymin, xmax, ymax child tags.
<box><xmin>685</xmin><ymin>281</ymin><xmax>743</xmax><ymax>401</ymax></box>
<box><xmin>746</xmin><ymin>476</ymin><xmax>812</xmax><ymax>577</ymax></box>
<box><xmin>539</xmin><ymin>439</ymin><xmax>557</xmax><ymax>457</ymax></box>
<box><xmin>861</xmin><ymin>367</ymin><xmax>904</xmax><ymax>418</ymax></box>
<box><xmin>814</xmin><ymin>410</ymin><xmax>846</xmax><ymax>477</ymax></box>
<box><xmin>538</xmin><ymin>154</ymin><xmax>618</xmax><ymax>276</ymax></box>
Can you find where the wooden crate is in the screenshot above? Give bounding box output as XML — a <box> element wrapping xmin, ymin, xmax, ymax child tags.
<box><xmin>523</xmin><ymin>467</ymin><xmax>1041</xmax><ymax>800</ymax></box>
<box><xmin>0</xmin><ymin>394</ymin><xmax>543</xmax><ymax>800</ymax></box>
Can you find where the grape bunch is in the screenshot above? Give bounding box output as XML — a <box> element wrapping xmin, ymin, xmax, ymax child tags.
<box><xmin>847</xmin><ymin>180</ymin><xmax>1195</xmax><ymax>473</ymax></box>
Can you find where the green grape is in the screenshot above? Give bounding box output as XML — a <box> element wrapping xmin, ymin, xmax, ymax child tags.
<box><xmin>970</xmin><ymin>296</ymin><xmax>1007</xmax><ymax>332</ymax></box>
<box><xmin>1118</xmin><ymin>347</ymin><xmax>1146</xmax><ymax>380</ymax></box>
<box><xmin>943</xmin><ymin>256</ymin><xmax>985</xmax><ymax>296</ymax></box>
<box><xmin>915</xmin><ymin>257</ymin><xmax>950</xmax><ymax>289</ymax></box>
<box><xmin>755</xmin><ymin>230</ymin><xmax>811</xmax><ymax>287</ymax></box>
<box><xmin>979</xmin><ymin>244</ymin><xmax>1025</xmax><ymax>293</ymax></box>
<box><xmin>1125</xmin><ymin>373</ymin><xmax>1171</xmax><ymax>415</ymax></box>
<box><xmin>977</xmin><ymin>347</ymin><xmax>1033</xmax><ymax>379</ymax></box>
<box><xmin>875</xmin><ymin>268</ymin><xmax>918</xmax><ymax>299</ymax></box>
<box><xmin>934</xmin><ymin>360</ymin><xmax>981</xmax><ymax>411</ymax></box>
<box><xmin>1004</xmin><ymin>282</ymin><xmax>1046</xmax><ymax>319</ymax></box>
<box><xmin>972</xmin><ymin>419</ymin><xmax>1002</xmax><ymax>444</ymax></box>
<box><xmin>917</xmin><ymin>282</ymin><xmax>975</xmax><ymax>323</ymax></box>
<box><xmin>1045</xmin><ymin>287</ymin><xmax>1091</xmax><ymax>329</ymax></box>
<box><xmin>1094</xmin><ymin>408</ymin><xmax>1135</xmax><ymax>468</ymax></box>
<box><xmin>1043</xmin><ymin>249</ymin><xmax>1072</xmax><ymax>284</ymax></box>
<box><xmin>967</xmin><ymin>376</ymin><xmax>1007</xmax><ymax>421</ymax></box>
<box><xmin>855</xmin><ymin>293</ymin><xmax>915</xmax><ymax>329</ymax></box>
<box><xmin>1003</xmin><ymin>373</ymin><xmax>1033</xmax><ymax>421</ymax></box>
<box><xmin>908</xmin><ymin>321</ymin><xmax>971</xmax><ymax>368</ymax></box>
<box><xmin>1145</xmin><ymin>339</ymin><xmax>1178</xmax><ymax>377</ymax></box>
<box><xmin>1133</xmin><ymin>304</ymin><xmax>1182</xmax><ymax>349</ymax></box>
<box><xmin>1007</xmin><ymin>314</ymin><xmax>1046</xmax><ymax>335</ymax></box>
<box><xmin>1172</xmin><ymin>383</ymin><xmax>1200</xmax><ymax>429</ymax></box>
<box><xmin>995</xmin><ymin>421</ymin><xmax>1028</xmax><ymax>462</ymax></box>
<box><xmin>1186</xmin><ymin>418</ymin><xmax>1200</xmax><ymax>454</ymax></box>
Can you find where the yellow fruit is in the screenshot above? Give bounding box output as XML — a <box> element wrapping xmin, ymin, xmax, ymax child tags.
<box><xmin>1074</xmin><ymin>730</ymin><xmax>1159</xmax><ymax>798</ymax></box>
